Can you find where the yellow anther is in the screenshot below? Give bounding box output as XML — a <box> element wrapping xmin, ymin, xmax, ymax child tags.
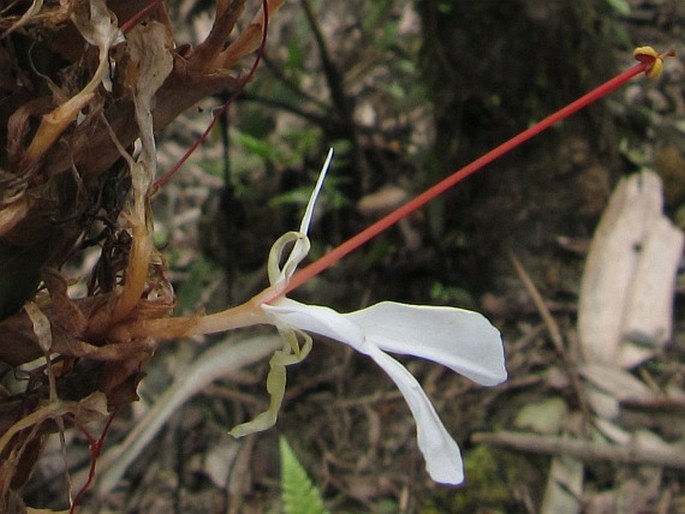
<box><xmin>633</xmin><ymin>46</ymin><xmax>676</xmax><ymax>79</ymax></box>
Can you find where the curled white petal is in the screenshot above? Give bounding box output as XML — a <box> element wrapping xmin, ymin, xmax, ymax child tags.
<box><xmin>229</xmin><ymin>328</ymin><xmax>312</xmax><ymax>438</ymax></box>
<box><xmin>267</xmin><ymin>149</ymin><xmax>334</xmax><ymax>286</ymax></box>
<box><xmin>346</xmin><ymin>302</ymin><xmax>506</xmax><ymax>386</ymax></box>
<box><xmin>268</xmin><ymin>231</ymin><xmax>310</xmax><ymax>285</ymax></box>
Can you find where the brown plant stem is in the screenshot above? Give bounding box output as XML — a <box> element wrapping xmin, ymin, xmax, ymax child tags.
<box><xmin>111</xmin><ymin>296</ymin><xmax>270</xmax><ymax>342</ymax></box>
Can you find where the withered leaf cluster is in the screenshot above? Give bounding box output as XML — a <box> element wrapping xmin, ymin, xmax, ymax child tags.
<box><xmin>0</xmin><ymin>0</ymin><xmax>280</xmax><ymax>510</ymax></box>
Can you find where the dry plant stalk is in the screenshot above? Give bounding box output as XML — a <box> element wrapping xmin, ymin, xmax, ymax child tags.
<box><xmin>0</xmin><ymin>0</ymin><xmax>282</xmax><ymax>510</ymax></box>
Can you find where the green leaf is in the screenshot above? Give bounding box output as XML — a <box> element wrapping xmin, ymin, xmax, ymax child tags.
<box><xmin>280</xmin><ymin>437</ymin><xmax>330</xmax><ymax>514</ymax></box>
<box><xmin>603</xmin><ymin>0</ymin><xmax>630</xmax><ymax>16</ymax></box>
<box><xmin>234</xmin><ymin>130</ymin><xmax>283</xmax><ymax>161</ymax></box>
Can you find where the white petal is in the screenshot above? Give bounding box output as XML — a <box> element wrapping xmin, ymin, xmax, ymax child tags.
<box><xmin>346</xmin><ymin>302</ymin><xmax>506</xmax><ymax>386</ymax></box>
<box><xmin>299</xmin><ymin>148</ymin><xmax>334</xmax><ymax>234</ymax></box>
<box><xmin>366</xmin><ymin>345</ymin><xmax>464</xmax><ymax>484</ymax></box>
<box><xmin>262</xmin><ymin>298</ymin><xmax>366</xmax><ymax>352</ymax></box>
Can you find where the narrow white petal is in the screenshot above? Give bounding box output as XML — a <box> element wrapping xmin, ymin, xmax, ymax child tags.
<box><xmin>346</xmin><ymin>302</ymin><xmax>506</xmax><ymax>386</ymax></box>
<box><xmin>299</xmin><ymin>148</ymin><xmax>334</xmax><ymax>234</ymax></box>
<box><xmin>367</xmin><ymin>345</ymin><xmax>464</xmax><ymax>484</ymax></box>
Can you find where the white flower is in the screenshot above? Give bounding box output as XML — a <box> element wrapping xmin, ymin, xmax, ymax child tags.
<box><xmin>230</xmin><ymin>149</ymin><xmax>507</xmax><ymax>485</ymax></box>
<box><xmin>264</xmin><ymin>298</ymin><xmax>506</xmax><ymax>484</ymax></box>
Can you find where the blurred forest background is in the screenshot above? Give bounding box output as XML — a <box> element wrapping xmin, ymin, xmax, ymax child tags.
<box><xmin>1</xmin><ymin>0</ymin><xmax>684</xmax><ymax>512</ymax></box>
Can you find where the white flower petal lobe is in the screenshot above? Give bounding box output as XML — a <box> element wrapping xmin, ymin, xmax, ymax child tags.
<box><xmin>346</xmin><ymin>302</ymin><xmax>506</xmax><ymax>386</ymax></box>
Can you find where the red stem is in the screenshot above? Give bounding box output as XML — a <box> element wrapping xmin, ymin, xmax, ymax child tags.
<box><xmin>69</xmin><ymin>411</ymin><xmax>118</xmax><ymax>514</ymax></box>
<box><xmin>266</xmin><ymin>61</ymin><xmax>648</xmax><ymax>302</ymax></box>
<box><xmin>120</xmin><ymin>0</ymin><xmax>162</xmax><ymax>34</ymax></box>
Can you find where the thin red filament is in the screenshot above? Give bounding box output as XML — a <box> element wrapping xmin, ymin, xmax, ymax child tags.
<box><xmin>120</xmin><ymin>0</ymin><xmax>162</xmax><ymax>34</ymax></box>
<box><xmin>69</xmin><ymin>412</ymin><xmax>118</xmax><ymax>514</ymax></box>
<box><xmin>268</xmin><ymin>60</ymin><xmax>649</xmax><ymax>302</ymax></box>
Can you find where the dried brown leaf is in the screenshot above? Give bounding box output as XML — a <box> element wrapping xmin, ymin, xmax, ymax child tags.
<box><xmin>19</xmin><ymin>0</ymin><xmax>123</xmax><ymax>170</ymax></box>
<box><xmin>578</xmin><ymin>170</ymin><xmax>684</xmax><ymax>368</ymax></box>
<box><xmin>186</xmin><ymin>0</ymin><xmax>246</xmax><ymax>74</ymax></box>
<box><xmin>0</xmin><ymin>392</ymin><xmax>107</xmax><ymax>461</ymax></box>
<box><xmin>0</xmin><ymin>0</ymin><xmax>44</xmax><ymax>39</ymax></box>
<box><xmin>22</xmin><ymin>302</ymin><xmax>52</xmax><ymax>354</ymax></box>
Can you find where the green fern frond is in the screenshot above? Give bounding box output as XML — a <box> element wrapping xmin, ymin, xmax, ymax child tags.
<box><xmin>279</xmin><ymin>436</ymin><xmax>331</xmax><ymax>514</ymax></box>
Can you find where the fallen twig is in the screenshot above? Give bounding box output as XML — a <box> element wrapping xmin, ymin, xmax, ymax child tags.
<box><xmin>472</xmin><ymin>430</ymin><xmax>685</xmax><ymax>469</ymax></box>
<box><xmin>509</xmin><ymin>252</ymin><xmax>591</xmax><ymax>424</ymax></box>
<box><xmin>93</xmin><ymin>334</ymin><xmax>282</xmax><ymax>496</ymax></box>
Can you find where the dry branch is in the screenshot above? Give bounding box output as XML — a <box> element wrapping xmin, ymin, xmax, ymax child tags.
<box><xmin>473</xmin><ymin>431</ymin><xmax>685</xmax><ymax>470</ymax></box>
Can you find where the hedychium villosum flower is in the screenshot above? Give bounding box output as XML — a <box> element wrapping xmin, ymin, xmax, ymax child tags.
<box><xmin>231</xmin><ymin>148</ymin><xmax>507</xmax><ymax>485</ymax></box>
<box><xmin>109</xmin><ymin>47</ymin><xmax>674</xmax><ymax>486</ymax></box>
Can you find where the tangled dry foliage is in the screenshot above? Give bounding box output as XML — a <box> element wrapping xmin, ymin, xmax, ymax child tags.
<box><xmin>0</xmin><ymin>0</ymin><xmax>284</xmax><ymax>510</ymax></box>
